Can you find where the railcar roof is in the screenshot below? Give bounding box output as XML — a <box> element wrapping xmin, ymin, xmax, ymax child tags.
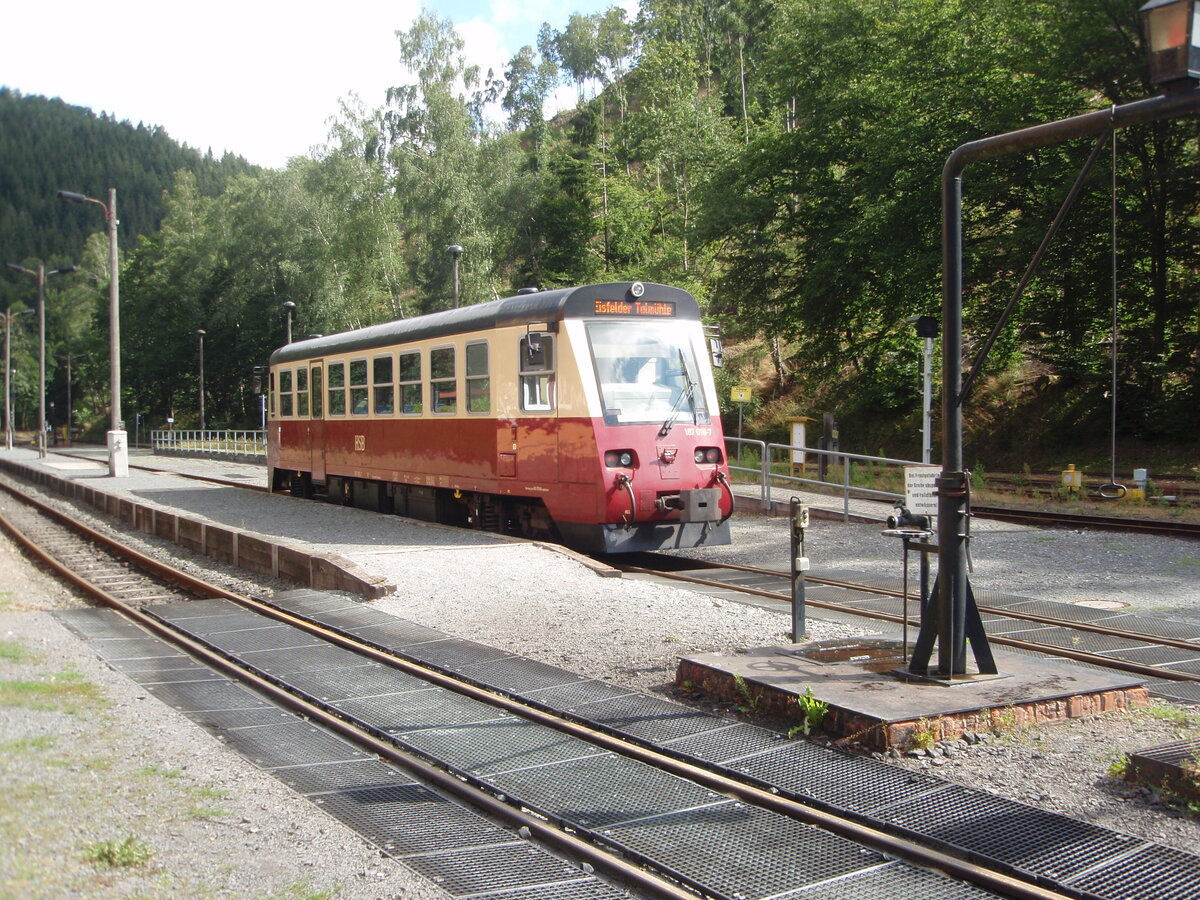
<box><xmin>268</xmin><ymin>282</ymin><xmax>698</xmax><ymax>365</ymax></box>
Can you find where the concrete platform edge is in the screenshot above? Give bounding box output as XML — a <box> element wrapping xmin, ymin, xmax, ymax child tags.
<box><xmin>0</xmin><ymin>457</ymin><xmax>394</xmax><ymax>600</ymax></box>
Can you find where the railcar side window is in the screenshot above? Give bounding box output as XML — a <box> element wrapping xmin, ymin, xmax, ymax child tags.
<box><xmin>279</xmin><ymin>369</ymin><xmax>291</xmax><ymax>420</ymax></box>
<box><xmin>350</xmin><ymin>359</ymin><xmax>368</xmax><ymax>415</ymax></box>
<box><xmin>296</xmin><ymin>366</ymin><xmax>309</xmax><ymax>418</ymax></box>
<box><xmin>269</xmin><ymin>371</ymin><xmax>277</xmax><ymax>417</ymax></box>
<box><xmin>312</xmin><ymin>366</ymin><xmax>324</xmax><ymax>418</ymax></box>
<box><xmin>430</xmin><ymin>347</ymin><xmax>456</xmax><ymax>414</ymax></box>
<box><xmin>466</xmin><ymin>341</ymin><xmax>489</xmax><ymax>414</ymax></box>
<box><xmin>327</xmin><ymin>362</ymin><xmax>346</xmax><ymax>416</ymax></box>
<box><xmin>374</xmin><ymin>355</ymin><xmax>394</xmax><ymax>415</ymax></box>
<box><xmin>399</xmin><ymin>351</ymin><xmax>422</xmax><ymax>414</ymax></box>
<box><xmin>520</xmin><ymin>334</ymin><xmax>555</xmax><ymax>412</ymax></box>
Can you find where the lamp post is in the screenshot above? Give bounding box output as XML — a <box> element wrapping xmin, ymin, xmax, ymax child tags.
<box><xmin>6</xmin><ymin>263</ymin><xmax>75</xmax><ymax>458</ymax></box>
<box><xmin>196</xmin><ymin>329</ymin><xmax>206</xmax><ymax>433</ymax></box>
<box><xmin>448</xmin><ymin>244</ymin><xmax>463</xmax><ymax>308</ymax></box>
<box><xmin>2</xmin><ymin>307</ymin><xmax>34</xmax><ymax>451</ymax></box>
<box><xmin>1141</xmin><ymin>0</ymin><xmax>1200</xmax><ymax>90</ymax></box>
<box><xmin>57</xmin><ymin>352</ymin><xmax>85</xmax><ymax>446</ymax></box>
<box><xmin>58</xmin><ymin>188</ymin><xmax>125</xmax><ymax>477</ymax></box>
<box><xmin>282</xmin><ymin>300</ymin><xmax>295</xmax><ymax>345</ymax></box>
<box><xmin>906</xmin><ymin>315</ymin><xmax>939</xmax><ymax>464</ymax></box>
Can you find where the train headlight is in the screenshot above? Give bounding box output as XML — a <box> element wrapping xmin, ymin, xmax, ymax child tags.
<box><xmin>694</xmin><ymin>447</ymin><xmax>722</xmax><ymax>464</ymax></box>
<box><xmin>605</xmin><ymin>450</ymin><xmax>635</xmax><ymax>468</ymax></box>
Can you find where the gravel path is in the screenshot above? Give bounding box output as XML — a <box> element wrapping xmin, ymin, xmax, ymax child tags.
<box><xmin>2</xmin><ymin>449</ymin><xmax>1200</xmax><ymax>898</ymax></box>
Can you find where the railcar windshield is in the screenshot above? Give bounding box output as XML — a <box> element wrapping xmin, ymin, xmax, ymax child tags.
<box><xmin>587</xmin><ymin>321</ymin><xmax>710</xmax><ymax>426</ymax></box>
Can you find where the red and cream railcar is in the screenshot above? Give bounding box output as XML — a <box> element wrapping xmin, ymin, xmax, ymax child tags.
<box><xmin>266</xmin><ymin>281</ymin><xmax>732</xmax><ymax>553</ymax></box>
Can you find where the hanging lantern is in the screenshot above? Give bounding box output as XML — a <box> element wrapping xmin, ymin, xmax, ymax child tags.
<box><xmin>1141</xmin><ymin>0</ymin><xmax>1200</xmax><ymax>88</ymax></box>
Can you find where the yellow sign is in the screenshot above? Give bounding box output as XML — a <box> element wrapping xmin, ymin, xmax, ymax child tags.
<box><xmin>730</xmin><ymin>386</ymin><xmax>751</xmax><ymax>403</ymax></box>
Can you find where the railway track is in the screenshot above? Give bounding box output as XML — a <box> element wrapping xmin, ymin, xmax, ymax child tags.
<box><xmin>5</xmin><ymin>473</ymin><xmax>1199</xmax><ymax>899</ymax></box>
<box><xmin>615</xmin><ymin>556</ymin><xmax>1200</xmax><ymax>694</ymax></box>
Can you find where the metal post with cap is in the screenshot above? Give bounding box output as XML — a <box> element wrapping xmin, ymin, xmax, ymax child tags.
<box><xmin>57</xmin><ymin>188</ymin><xmax>125</xmax><ymax>476</ymax></box>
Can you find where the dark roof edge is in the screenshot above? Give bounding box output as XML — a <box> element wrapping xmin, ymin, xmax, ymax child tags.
<box><xmin>269</xmin><ymin>282</ymin><xmax>698</xmax><ymax>365</ymax></box>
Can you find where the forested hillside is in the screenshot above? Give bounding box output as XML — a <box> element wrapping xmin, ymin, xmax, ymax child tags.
<box><xmin>0</xmin><ymin>89</ymin><xmax>255</xmax><ymax>264</ymax></box>
<box><xmin>3</xmin><ymin>1</ymin><xmax>1197</xmax><ymax>468</ymax></box>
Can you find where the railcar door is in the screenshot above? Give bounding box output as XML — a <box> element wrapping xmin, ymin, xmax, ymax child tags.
<box><xmin>309</xmin><ymin>362</ymin><xmax>326</xmax><ymax>483</ymax></box>
<box><xmin>515</xmin><ymin>332</ymin><xmax>558</xmax><ymax>481</ymax></box>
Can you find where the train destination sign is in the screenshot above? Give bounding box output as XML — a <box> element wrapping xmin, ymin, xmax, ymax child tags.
<box><xmin>593</xmin><ymin>299</ymin><xmax>676</xmax><ymax>316</ymax></box>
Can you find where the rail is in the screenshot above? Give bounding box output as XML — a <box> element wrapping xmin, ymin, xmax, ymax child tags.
<box><xmin>150</xmin><ymin>429</ymin><xmax>266</xmax><ymax>460</ymax></box>
<box><xmin>725</xmin><ymin>437</ymin><xmax>922</xmax><ymax>521</ymax></box>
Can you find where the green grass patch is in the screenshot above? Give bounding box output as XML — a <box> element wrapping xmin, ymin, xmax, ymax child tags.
<box><xmin>0</xmin><ymin>590</ymin><xmax>18</xmax><ymax>611</ymax></box>
<box><xmin>1139</xmin><ymin>703</ymin><xmax>1200</xmax><ymax>727</ymax></box>
<box><xmin>0</xmin><ymin>639</ymin><xmax>38</xmax><ymax>663</ymax></box>
<box><xmin>255</xmin><ymin>883</ymin><xmax>342</xmax><ymax>900</ymax></box>
<box><xmin>84</xmin><ymin>835</ymin><xmax>153</xmax><ymax>869</ymax></box>
<box><xmin>0</xmin><ymin>670</ymin><xmax>106</xmax><ymax>714</ymax></box>
<box><xmin>1176</xmin><ymin>556</ymin><xmax>1200</xmax><ymax>568</ymax></box>
<box><xmin>136</xmin><ymin>764</ymin><xmax>183</xmax><ymax>779</ymax></box>
<box><xmin>187</xmin><ymin>805</ymin><xmax>229</xmax><ymax>820</ymax></box>
<box><xmin>0</xmin><ymin>734</ymin><xmax>57</xmax><ymax>754</ymax></box>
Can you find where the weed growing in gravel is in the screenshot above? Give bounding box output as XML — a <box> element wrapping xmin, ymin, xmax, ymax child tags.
<box><xmin>0</xmin><ymin>590</ymin><xmax>17</xmax><ymax>610</ymax></box>
<box><xmin>0</xmin><ymin>669</ymin><xmax>105</xmax><ymax>714</ymax></box>
<box><xmin>1177</xmin><ymin>556</ymin><xmax>1200</xmax><ymax>568</ymax></box>
<box><xmin>1107</xmin><ymin>753</ymin><xmax>1129</xmax><ymax>777</ymax></box>
<box><xmin>84</xmin><ymin>835</ymin><xmax>153</xmax><ymax>869</ymax></box>
<box><xmin>789</xmin><ymin>688</ymin><xmax>829</xmax><ymax>738</ymax></box>
<box><xmin>732</xmin><ymin>673</ymin><xmax>761</xmax><ymax>714</ymax></box>
<box><xmin>911</xmin><ymin>717</ymin><xmax>940</xmax><ymax>751</ymax></box>
<box><xmin>0</xmin><ymin>639</ymin><xmax>38</xmax><ymax>663</ymax></box>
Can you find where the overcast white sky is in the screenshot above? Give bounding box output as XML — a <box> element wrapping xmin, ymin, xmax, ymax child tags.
<box><xmin>2</xmin><ymin>0</ymin><xmax>632</xmax><ymax>169</ymax></box>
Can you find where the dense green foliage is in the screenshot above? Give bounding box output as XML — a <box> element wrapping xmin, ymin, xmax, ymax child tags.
<box><xmin>0</xmin><ymin>89</ymin><xmax>255</xmax><ymax>437</ymax></box>
<box><xmin>3</xmin><ymin>1</ymin><xmax>1197</xmax><ymax>465</ymax></box>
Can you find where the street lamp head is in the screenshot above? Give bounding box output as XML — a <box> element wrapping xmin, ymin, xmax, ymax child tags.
<box><xmin>196</xmin><ymin>328</ymin><xmax>207</xmax><ymax>336</ymax></box>
<box><xmin>906</xmin><ymin>315</ymin><xmax>939</xmax><ymax>339</ymax></box>
<box><xmin>51</xmin><ymin>265</ymin><xmax>77</xmax><ymax>276</ymax></box>
<box><xmin>448</xmin><ymin>244</ymin><xmax>464</xmax><ymax>258</ymax></box>
<box><xmin>282</xmin><ymin>301</ymin><xmax>295</xmax><ymax>311</ymax></box>
<box><xmin>1141</xmin><ymin>0</ymin><xmax>1200</xmax><ymax>89</ymax></box>
<box><xmin>56</xmin><ymin>190</ymin><xmax>90</xmax><ymax>204</ymax></box>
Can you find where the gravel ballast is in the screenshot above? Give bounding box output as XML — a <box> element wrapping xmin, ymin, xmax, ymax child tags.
<box><xmin>2</xmin><ymin>450</ymin><xmax>1200</xmax><ymax>897</ymax></box>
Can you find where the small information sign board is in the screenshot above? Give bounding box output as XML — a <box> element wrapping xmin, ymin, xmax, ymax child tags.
<box><xmin>904</xmin><ymin>465</ymin><xmax>940</xmax><ymax>518</ymax></box>
<box><xmin>730</xmin><ymin>386</ymin><xmax>751</xmax><ymax>403</ymax></box>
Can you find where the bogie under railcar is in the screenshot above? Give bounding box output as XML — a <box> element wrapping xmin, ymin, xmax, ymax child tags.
<box><xmin>266</xmin><ymin>282</ymin><xmax>733</xmax><ymax>553</ymax></box>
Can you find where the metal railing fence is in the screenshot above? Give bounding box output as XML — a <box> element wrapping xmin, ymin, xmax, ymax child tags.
<box><xmin>150</xmin><ymin>429</ymin><xmax>266</xmax><ymax>459</ymax></box>
<box><xmin>725</xmin><ymin>436</ymin><xmax>924</xmax><ymax>521</ymax></box>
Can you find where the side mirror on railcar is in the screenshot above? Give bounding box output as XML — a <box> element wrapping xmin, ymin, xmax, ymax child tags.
<box><xmin>710</xmin><ymin>338</ymin><xmax>724</xmax><ymax>368</ymax></box>
<box><xmin>251</xmin><ymin>365</ymin><xmax>267</xmax><ymax>395</ymax></box>
<box><xmin>523</xmin><ymin>333</ymin><xmax>554</xmax><ymax>370</ymax></box>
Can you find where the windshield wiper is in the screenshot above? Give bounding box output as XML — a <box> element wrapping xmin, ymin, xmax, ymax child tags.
<box><xmin>659</xmin><ymin>349</ymin><xmax>697</xmax><ymax>437</ymax></box>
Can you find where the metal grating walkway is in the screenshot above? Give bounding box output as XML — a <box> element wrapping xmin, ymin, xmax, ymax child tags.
<box><xmin>264</xmin><ymin>587</ymin><xmax>1200</xmax><ymax>900</ymax></box>
<box><xmin>53</xmin><ymin>606</ymin><xmax>632</xmax><ymax>900</ymax></box>
<box><xmin>56</xmin><ymin>589</ymin><xmax>1200</xmax><ymax>900</ymax></box>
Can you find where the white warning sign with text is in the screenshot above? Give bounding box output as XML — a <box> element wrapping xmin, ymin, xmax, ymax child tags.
<box><xmin>904</xmin><ymin>465</ymin><xmax>940</xmax><ymax>517</ymax></box>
